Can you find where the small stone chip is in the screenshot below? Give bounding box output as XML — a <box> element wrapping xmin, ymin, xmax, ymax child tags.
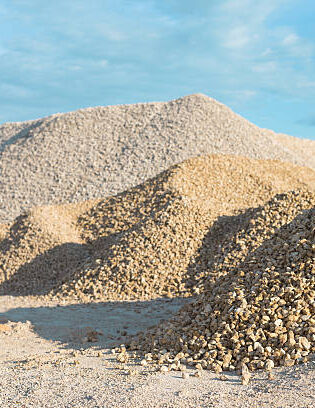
<box><xmin>213</xmin><ymin>364</ymin><xmax>222</xmax><ymax>374</ymax></box>
<box><xmin>242</xmin><ymin>375</ymin><xmax>250</xmax><ymax>385</ymax></box>
<box><xmin>299</xmin><ymin>337</ymin><xmax>311</xmax><ymax>351</ymax></box>
<box><xmin>241</xmin><ymin>363</ymin><xmax>251</xmax><ymax>385</ymax></box>
<box><xmin>265</xmin><ymin>359</ymin><xmax>274</xmax><ymax>371</ymax></box>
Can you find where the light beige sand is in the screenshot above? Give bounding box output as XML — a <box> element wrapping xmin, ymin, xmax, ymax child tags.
<box><xmin>0</xmin><ymin>296</ymin><xmax>314</xmax><ymax>408</ymax></box>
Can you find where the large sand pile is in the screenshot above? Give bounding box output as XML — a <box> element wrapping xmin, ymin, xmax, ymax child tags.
<box><xmin>0</xmin><ymin>154</ymin><xmax>314</xmax><ymax>299</ymax></box>
<box><xmin>0</xmin><ymin>94</ymin><xmax>314</xmax><ymax>224</ymax></box>
<box><xmin>130</xmin><ymin>191</ymin><xmax>315</xmax><ymax>372</ymax></box>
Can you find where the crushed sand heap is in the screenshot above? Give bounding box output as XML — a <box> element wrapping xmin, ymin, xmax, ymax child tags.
<box><xmin>129</xmin><ymin>191</ymin><xmax>315</xmax><ymax>372</ymax></box>
<box><xmin>1</xmin><ymin>154</ymin><xmax>314</xmax><ymax>300</ymax></box>
<box><xmin>1</xmin><ymin>94</ymin><xmax>315</xmax><ymax>224</ymax></box>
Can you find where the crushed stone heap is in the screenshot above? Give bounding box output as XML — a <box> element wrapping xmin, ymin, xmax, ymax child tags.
<box><xmin>0</xmin><ymin>154</ymin><xmax>314</xmax><ymax>300</ymax></box>
<box><xmin>129</xmin><ymin>191</ymin><xmax>315</xmax><ymax>372</ymax></box>
<box><xmin>0</xmin><ymin>200</ymin><xmax>95</xmax><ymax>296</ymax></box>
<box><xmin>1</xmin><ymin>94</ymin><xmax>315</xmax><ymax>224</ymax></box>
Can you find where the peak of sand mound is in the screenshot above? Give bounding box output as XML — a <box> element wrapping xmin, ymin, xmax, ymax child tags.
<box><xmin>131</xmin><ymin>190</ymin><xmax>315</xmax><ymax>372</ymax></box>
<box><xmin>1</xmin><ymin>154</ymin><xmax>314</xmax><ymax>299</ymax></box>
<box><xmin>0</xmin><ymin>94</ymin><xmax>314</xmax><ymax>224</ymax></box>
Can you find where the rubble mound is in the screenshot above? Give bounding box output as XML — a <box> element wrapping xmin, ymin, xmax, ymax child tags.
<box><xmin>130</xmin><ymin>191</ymin><xmax>315</xmax><ymax>372</ymax></box>
<box><xmin>51</xmin><ymin>155</ymin><xmax>314</xmax><ymax>301</ymax></box>
<box><xmin>0</xmin><ymin>155</ymin><xmax>314</xmax><ymax>300</ymax></box>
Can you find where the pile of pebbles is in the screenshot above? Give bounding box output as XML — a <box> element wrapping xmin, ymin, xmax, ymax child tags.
<box><xmin>128</xmin><ymin>191</ymin><xmax>315</xmax><ymax>373</ymax></box>
<box><xmin>50</xmin><ymin>155</ymin><xmax>315</xmax><ymax>301</ymax></box>
<box><xmin>1</xmin><ymin>155</ymin><xmax>314</xmax><ymax>299</ymax></box>
<box><xmin>0</xmin><ymin>201</ymin><xmax>94</xmax><ymax>295</ymax></box>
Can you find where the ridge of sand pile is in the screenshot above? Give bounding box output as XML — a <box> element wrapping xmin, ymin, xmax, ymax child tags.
<box><xmin>129</xmin><ymin>191</ymin><xmax>314</xmax><ymax>372</ymax></box>
<box><xmin>1</xmin><ymin>94</ymin><xmax>315</xmax><ymax>224</ymax></box>
<box><xmin>1</xmin><ymin>154</ymin><xmax>314</xmax><ymax>299</ymax></box>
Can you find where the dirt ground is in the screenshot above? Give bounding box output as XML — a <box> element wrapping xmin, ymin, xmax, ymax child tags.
<box><xmin>0</xmin><ymin>295</ymin><xmax>314</xmax><ymax>408</ymax></box>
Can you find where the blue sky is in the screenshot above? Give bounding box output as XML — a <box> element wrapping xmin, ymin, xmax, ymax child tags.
<box><xmin>1</xmin><ymin>0</ymin><xmax>314</xmax><ymax>140</ymax></box>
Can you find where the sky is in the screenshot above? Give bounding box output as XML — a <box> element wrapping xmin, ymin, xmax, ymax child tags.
<box><xmin>0</xmin><ymin>0</ymin><xmax>314</xmax><ymax>140</ymax></box>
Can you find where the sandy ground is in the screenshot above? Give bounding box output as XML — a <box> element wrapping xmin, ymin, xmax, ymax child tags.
<box><xmin>0</xmin><ymin>295</ymin><xmax>314</xmax><ymax>408</ymax></box>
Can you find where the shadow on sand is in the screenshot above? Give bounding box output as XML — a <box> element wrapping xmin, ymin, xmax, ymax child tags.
<box><xmin>0</xmin><ymin>203</ymin><xmax>259</xmax><ymax>297</ymax></box>
<box><xmin>0</xmin><ymin>297</ymin><xmax>189</xmax><ymax>349</ymax></box>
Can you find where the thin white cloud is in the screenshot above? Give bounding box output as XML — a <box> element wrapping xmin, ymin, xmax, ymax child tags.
<box><xmin>261</xmin><ymin>48</ymin><xmax>273</xmax><ymax>57</ymax></box>
<box><xmin>297</xmin><ymin>79</ymin><xmax>315</xmax><ymax>88</ymax></box>
<box><xmin>282</xmin><ymin>33</ymin><xmax>299</xmax><ymax>46</ymax></box>
<box><xmin>223</xmin><ymin>89</ymin><xmax>257</xmax><ymax>102</ymax></box>
<box><xmin>69</xmin><ymin>65</ymin><xmax>82</xmax><ymax>71</ymax></box>
<box><xmin>252</xmin><ymin>61</ymin><xmax>277</xmax><ymax>73</ymax></box>
<box><xmin>280</xmin><ymin>31</ymin><xmax>313</xmax><ymax>58</ymax></box>
<box><xmin>207</xmin><ymin>0</ymin><xmax>315</xmax><ymax>104</ymax></box>
<box><xmin>222</xmin><ymin>0</ymin><xmax>279</xmax><ymax>27</ymax></box>
<box><xmin>99</xmin><ymin>59</ymin><xmax>109</xmax><ymax>67</ymax></box>
<box><xmin>95</xmin><ymin>25</ymin><xmax>128</xmax><ymax>42</ymax></box>
<box><xmin>219</xmin><ymin>0</ymin><xmax>285</xmax><ymax>28</ymax></box>
<box><xmin>223</xmin><ymin>26</ymin><xmax>253</xmax><ymax>49</ymax></box>
<box><xmin>213</xmin><ymin>0</ymin><xmax>284</xmax><ymax>55</ymax></box>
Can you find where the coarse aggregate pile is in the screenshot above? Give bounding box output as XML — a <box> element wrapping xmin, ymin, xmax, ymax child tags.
<box><xmin>0</xmin><ymin>154</ymin><xmax>314</xmax><ymax>300</ymax></box>
<box><xmin>1</xmin><ymin>94</ymin><xmax>315</xmax><ymax>224</ymax></box>
<box><xmin>128</xmin><ymin>191</ymin><xmax>315</xmax><ymax>373</ymax></box>
<box><xmin>0</xmin><ymin>201</ymin><xmax>95</xmax><ymax>295</ymax></box>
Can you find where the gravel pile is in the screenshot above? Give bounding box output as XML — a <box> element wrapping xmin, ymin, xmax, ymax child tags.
<box><xmin>129</xmin><ymin>191</ymin><xmax>315</xmax><ymax>372</ymax></box>
<box><xmin>1</xmin><ymin>154</ymin><xmax>314</xmax><ymax>299</ymax></box>
<box><xmin>0</xmin><ymin>201</ymin><xmax>94</xmax><ymax>296</ymax></box>
<box><xmin>1</xmin><ymin>94</ymin><xmax>314</xmax><ymax>224</ymax></box>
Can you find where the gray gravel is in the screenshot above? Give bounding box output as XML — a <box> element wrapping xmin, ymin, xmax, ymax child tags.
<box><xmin>0</xmin><ymin>93</ymin><xmax>314</xmax><ymax>224</ymax></box>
